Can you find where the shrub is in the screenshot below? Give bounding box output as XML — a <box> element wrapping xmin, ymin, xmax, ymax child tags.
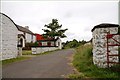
<box><xmin>23</xmin><ymin>42</ymin><xmax>35</xmax><ymax>50</ymax></box>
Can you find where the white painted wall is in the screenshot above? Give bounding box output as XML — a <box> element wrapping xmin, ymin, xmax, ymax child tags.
<box><xmin>33</xmin><ymin>35</ymin><xmax>36</xmax><ymax>43</ymax></box>
<box><xmin>51</xmin><ymin>42</ymin><xmax>54</xmax><ymax>46</ymax></box>
<box><xmin>18</xmin><ymin>30</ymin><xmax>36</xmax><ymax>43</ymax></box>
<box><xmin>25</xmin><ymin>33</ymin><xmax>32</xmax><ymax>43</ymax></box>
<box><xmin>32</xmin><ymin>47</ymin><xmax>58</xmax><ymax>54</ymax></box>
<box><xmin>42</xmin><ymin>42</ymin><xmax>47</xmax><ymax>46</ymax></box>
<box><xmin>18</xmin><ymin>30</ymin><xmax>23</xmax><ymax>34</ymax></box>
<box><xmin>0</xmin><ymin>16</ymin><xmax>2</xmax><ymax>60</ymax></box>
<box><xmin>1</xmin><ymin>13</ymin><xmax>18</xmax><ymax>60</ymax></box>
<box><xmin>56</xmin><ymin>38</ymin><xmax>62</xmax><ymax>49</ymax></box>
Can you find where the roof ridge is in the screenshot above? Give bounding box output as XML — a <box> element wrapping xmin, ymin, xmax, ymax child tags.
<box><xmin>17</xmin><ymin>25</ymin><xmax>34</xmax><ymax>34</ymax></box>
<box><xmin>91</xmin><ymin>23</ymin><xmax>119</xmax><ymax>32</ymax></box>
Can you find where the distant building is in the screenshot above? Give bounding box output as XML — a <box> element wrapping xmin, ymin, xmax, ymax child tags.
<box><xmin>35</xmin><ymin>34</ymin><xmax>62</xmax><ymax>49</ymax></box>
<box><xmin>32</xmin><ymin>34</ymin><xmax>62</xmax><ymax>54</ymax></box>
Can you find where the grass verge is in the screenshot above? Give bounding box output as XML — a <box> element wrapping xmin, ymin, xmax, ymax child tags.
<box><xmin>2</xmin><ymin>49</ymin><xmax>61</xmax><ymax>66</ymax></box>
<box><xmin>22</xmin><ymin>49</ymin><xmax>61</xmax><ymax>55</ymax></box>
<box><xmin>22</xmin><ymin>50</ymin><xmax>32</xmax><ymax>55</ymax></box>
<box><xmin>2</xmin><ymin>57</ymin><xmax>30</xmax><ymax>66</ymax></box>
<box><xmin>71</xmin><ymin>44</ymin><xmax>120</xmax><ymax>79</ymax></box>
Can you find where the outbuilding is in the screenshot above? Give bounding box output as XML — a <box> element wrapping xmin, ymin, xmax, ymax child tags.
<box><xmin>91</xmin><ymin>23</ymin><xmax>120</xmax><ymax>68</ymax></box>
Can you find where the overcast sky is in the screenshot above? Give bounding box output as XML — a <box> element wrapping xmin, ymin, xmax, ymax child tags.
<box><xmin>1</xmin><ymin>0</ymin><xmax>119</xmax><ymax>42</ymax></box>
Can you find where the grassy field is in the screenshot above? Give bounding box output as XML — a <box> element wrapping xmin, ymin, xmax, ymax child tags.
<box><xmin>70</xmin><ymin>44</ymin><xmax>120</xmax><ymax>79</ymax></box>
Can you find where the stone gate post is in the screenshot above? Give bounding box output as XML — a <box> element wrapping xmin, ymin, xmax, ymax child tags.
<box><xmin>91</xmin><ymin>23</ymin><xmax>119</xmax><ymax>68</ymax></box>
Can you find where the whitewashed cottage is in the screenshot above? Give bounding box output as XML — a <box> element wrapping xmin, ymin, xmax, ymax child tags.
<box><xmin>32</xmin><ymin>34</ymin><xmax>62</xmax><ymax>54</ymax></box>
<box><xmin>17</xmin><ymin>25</ymin><xmax>36</xmax><ymax>47</ymax></box>
<box><xmin>0</xmin><ymin>13</ymin><xmax>18</xmax><ymax>60</ymax></box>
<box><xmin>0</xmin><ymin>13</ymin><xmax>36</xmax><ymax>60</ymax></box>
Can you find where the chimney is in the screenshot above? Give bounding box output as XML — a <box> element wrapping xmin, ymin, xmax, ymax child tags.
<box><xmin>25</xmin><ymin>26</ymin><xmax>29</xmax><ymax>29</ymax></box>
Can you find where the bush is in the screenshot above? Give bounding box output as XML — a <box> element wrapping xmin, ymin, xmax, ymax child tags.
<box><xmin>23</xmin><ymin>42</ymin><xmax>35</xmax><ymax>50</ymax></box>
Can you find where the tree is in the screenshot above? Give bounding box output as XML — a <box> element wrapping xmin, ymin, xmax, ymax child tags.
<box><xmin>64</xmin><ymin>39</ymin><xmax>80</xmax><ymax>48</ymax></box>
<box><xmin>42</xmin><ymin>19</ymin><xmax>68</xmax><ymax>39</ymax></box>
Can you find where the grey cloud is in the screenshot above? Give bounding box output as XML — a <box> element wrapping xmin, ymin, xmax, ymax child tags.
<box><xmin>1</xmin><ymin>1</ymin><xmax>118</xmax><ymax>42</ymax></box>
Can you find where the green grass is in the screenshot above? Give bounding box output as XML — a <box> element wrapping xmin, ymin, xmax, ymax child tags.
<box><xmin>2</xmin><ymin>49</ymin><xmax>61</xmax><ymax>65</ymax></box>
<box><xmin>22</xmin><ymin>49</ymin><xmax>60</xmax><ymax>55</ymax></box>
<box><xmin>71</xmin><ymin>44</ymin><xmax>120</xmax><ymax>79</ymax></box>
<box><xmin>2</xmin><ymin>57</ymin><xmax>30</xmax><ymax>65</ymax></box>
<box><xmin>22</xmin><ymin>50</ymin><xmax>32</xmax><ymax>55</ymax></box>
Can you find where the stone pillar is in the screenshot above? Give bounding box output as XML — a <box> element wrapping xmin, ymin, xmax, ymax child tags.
<box><xmin>32</xmin><ymin>47</ymin><xmax>37</xmax><ymax>54</ymax></box>
<box><xmin>91</xmin><ymin>23</ymin><xmax>119</xmax><ymax>68</ymax></box>
<box><xmin>17</xmin><ymin>45</ymin><xmax>22</xmax><ymax>56</ymax></box>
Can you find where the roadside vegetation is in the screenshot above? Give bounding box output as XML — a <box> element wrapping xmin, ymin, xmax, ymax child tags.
<box><xmin>2</xmin><ymin>57</ymin><xmax>30</xmax><ymax>65</ymax></box>
<box><xmin>22</xmin><ymin>49</ymin><xmax>60</xmax><ymax>55</ymax></box>
<box><xmin>2</xmin><ymin>49</ymin><xmax>61</xmax><ymax>65</ymax></box>
<box><xmin>22</xmin><ymin>50</ymin><xmax>32</xmax><ymax>55</ymax></box>
<box><xmin>62</xmin><ymin>39</ymin><xmax>88</xmax><ymax>49</ymax></box>
<box><xmin>70</xmin><ymin>44</ymin><xmax>120</xmax><ymax>79</ymax></box>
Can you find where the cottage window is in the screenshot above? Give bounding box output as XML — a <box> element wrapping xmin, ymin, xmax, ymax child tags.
<box><xmin>48</xmin><ymin>42</ymin><xmax>51</xmax><ymax>46</ymax></box>
<box><xmin>42</xmin><ymin>42</ymin><xmax>47</xmax><ymax>46</ymax></box>
<box><xmin>39</xmin><ymin>42</ymin><xmax>42</xmax><ymax>46</ymax></box>
<box><xmin>51</xmin><ymin>42</ymin><xmax>54</xmax><ymax>46</ymax></box>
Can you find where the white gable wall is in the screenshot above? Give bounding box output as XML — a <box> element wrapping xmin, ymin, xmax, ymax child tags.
<box><xmin>33</xmin><ymin>35</ymin><xmax>36</xmax><ymax>43</ymax></box>
<box><xmin>56</xmin><ymin>38</ymin><xmax>62</xmax><ymax>49</ymax></box>
<box><xmin>18</xmin><ymin>30</ymin><xmax>24</xmax><ymax>34</ymax></box>
<box><xmin>1</xmin><ymin>14</ymin><xmax>18</xmax><ymax>60</ymax></box>
<box><xmin>18</xmin><ymin>31</ymin><xmax>36</xmax><ymax>43</ymax></box>
<box><xmin>26</xmin><ymin>33</ymin><xmax>32</xmax><ymax>43</ymax></box>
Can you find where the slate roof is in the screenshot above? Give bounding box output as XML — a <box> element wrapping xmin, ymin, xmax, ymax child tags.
<box><xmin>17</xmin><ymin>25</ymin><xmax>34</xmax><ymax>34</ymax></box>
<box><xmin>91</xmin><ymin>23</ymin><xmax>119</xmax><ymax>32</ymax></box>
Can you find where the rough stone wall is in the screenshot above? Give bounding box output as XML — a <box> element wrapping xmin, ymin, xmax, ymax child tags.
<box><xmin>32</xmin><ymin>47</ymin><xmax>58</xmax><ymax>54</ymax></box>
<box><xmin>1</xmin><ymin>14</ymin><xmax>18</xmax><ymax>60</ymax></box>
<box><xmin>92</xmin><ymin>27</ymin><xmax>119</xmax><ymax>68</ymax></box>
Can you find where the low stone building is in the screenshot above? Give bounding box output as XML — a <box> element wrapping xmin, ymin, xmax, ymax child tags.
<box><xmin>91</xmin><ymin>23</ymin><xmax>120</xmax><ymax>68</ymax></box>
<box><xmin>35</xmin><ymin>34</ymin><xmax>62</xmax><ymax>49</ymax></box>
<box><xmin>32</xmin><ymin>34</ymin><xmax>62</xmax><ymax>54</ymax></box>
<box><xmin>0</xmin><ymin>13</ymin><xmax>18</xmax><ymax>60</ymax></box>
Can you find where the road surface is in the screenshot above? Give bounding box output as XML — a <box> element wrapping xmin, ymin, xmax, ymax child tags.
<box><xmin>2</xmin><ymin>49</ymin><xmax>75</xmax><ymax>78</ymax></box>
